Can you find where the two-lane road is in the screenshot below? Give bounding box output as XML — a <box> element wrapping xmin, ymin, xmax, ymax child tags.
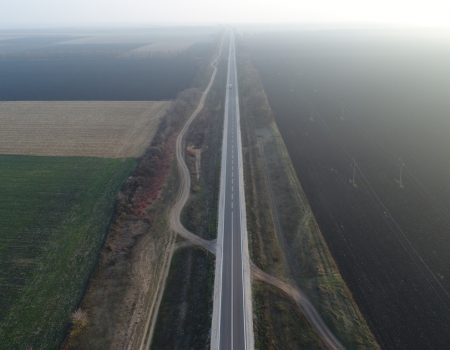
<box><xmin>211</xmin><ymin>34</ymin><xmax>254</xmax><ymax>350</ymax></box>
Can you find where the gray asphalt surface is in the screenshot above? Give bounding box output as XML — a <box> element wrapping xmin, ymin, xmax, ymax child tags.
<box><xmin>216</xmin><ymin>34</ymin><xmax>249</xmax><ymax>350</ymax></box>
<box><xmin>214</xmin><ymin>33</ymin><xmax>342</xmax><ymax>350</ymax></box>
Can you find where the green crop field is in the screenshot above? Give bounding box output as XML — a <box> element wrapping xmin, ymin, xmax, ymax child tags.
<box><xmin>0</xmin><ymin>155</ymin><xmax>135</xmax><ymax>349</ymax></box>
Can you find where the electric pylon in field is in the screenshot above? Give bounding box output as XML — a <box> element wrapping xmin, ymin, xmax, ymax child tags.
<box><xmin>350</xmin><ymin>158</ymin><xmax>358</xmax><ymax>188</ymax></box>
<box><xmin>339</xmin><ymin>103</ymin><xmax>346</xmax><ymax>121</ymax></box>
<box><xmin>396</xmin><ymin>158</ymin><xmax>405</xmax><ymax>189</ymax></box>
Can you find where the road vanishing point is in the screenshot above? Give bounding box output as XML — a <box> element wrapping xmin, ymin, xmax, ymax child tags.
<box><xmin>211</xmin><ymin>33</ymin><xmax>255</xmax><ymax>350</ymax></box>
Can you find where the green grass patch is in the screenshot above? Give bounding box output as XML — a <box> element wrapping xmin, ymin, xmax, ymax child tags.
<box><xmin>0</xmin><ymin>155</ymin><xmax>135</xmax><ymax>349</ymax></box>
<box><xmin>151</xmin><ymin>247</ymin><xmax>215</xmax><ymax>350</ymax></box>
<box><xmin>253</xmin><ymin>281</ymin><xmax>327</xmax><ymax>350</ymax></box>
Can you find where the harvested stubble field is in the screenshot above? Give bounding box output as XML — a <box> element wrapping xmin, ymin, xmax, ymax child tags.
<box><xmin>0</xmin><ymin>101</ymin><xmax>169</xmax><ymax>158</ymax></box>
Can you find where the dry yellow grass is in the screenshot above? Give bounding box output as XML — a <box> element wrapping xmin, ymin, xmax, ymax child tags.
<box><xmin>0</xmin><ymin>101</ymin><xmax>169</xmax><ymax>158</ymax></box>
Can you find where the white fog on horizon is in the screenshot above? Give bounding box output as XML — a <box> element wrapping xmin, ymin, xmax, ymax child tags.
<box><xmin>0</xmin><ymin>0</ymin><xmax>449</xmax><ymax>29</ymax></box>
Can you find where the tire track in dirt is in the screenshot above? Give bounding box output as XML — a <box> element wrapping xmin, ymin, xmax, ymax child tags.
<box><xmin>251</xmin><ymin>264</ymin><xmax>344</xmax><ymax>350</ymax></box>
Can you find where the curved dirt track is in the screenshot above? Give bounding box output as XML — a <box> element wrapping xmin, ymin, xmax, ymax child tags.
<box><xmin>168</xmin><ymin>40</ymin><xmax>223</xmax><ymax>255</ymax></box>
<box><xmin>138</xmin><ymin>40</ymin><xmax>224</xmax><ymax>350</ymax></box>
<box><xmin>160</xmin><ymin>35</ymin><xmax>345</xmax><ymax>350</ymax></box>
<box><xmin>251</xmin><ymin>264</ymin><xmax>345</xmax><ymax>350</ymax></box>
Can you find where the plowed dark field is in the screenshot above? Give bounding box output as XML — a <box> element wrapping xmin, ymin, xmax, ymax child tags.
<box><xmin>0</xmin><ymin>28</ymin><xmax>216</xmax><ymax>100</ymax></box>
<box><xmin>246</xmin><ymin>30</ymin><xmax>450</xmax><ymax>349</ymax></box>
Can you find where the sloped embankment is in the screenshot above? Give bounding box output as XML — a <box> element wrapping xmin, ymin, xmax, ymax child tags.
<box><xmin>65</xmin><ymin>87</ymin><xmax>202</xmax><ymax>350</ymax></box>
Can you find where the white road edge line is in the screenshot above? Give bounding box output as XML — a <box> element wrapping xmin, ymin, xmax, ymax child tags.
<box><xmin>211</xmin><ymin>31</ymin><xmax>255</xmax><ymax>350</ymax></box>
<box><xmin>231</xmin><ymin>211</ymin><xmax>234</xmax><ymax>350</ymax></box>
<box><xmin>233</xmin><ymin>34</ymin><xmax>254</xmax><ymax>350</ymax></box>
<box><xmin>211</xmin><ymin>31</ymin><xmax>231</xmax><ymax>350</ymax></box>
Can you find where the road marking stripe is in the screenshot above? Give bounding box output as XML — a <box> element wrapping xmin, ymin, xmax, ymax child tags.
<box><xmin>212</xmin><ymin>32</ymin><xmax>254</xmax><ymax>350</ymax></box>
<box><xmin>233</xmin><ymin>36</ymin><xmax>252</xmax><ymax>350</ymax></box>
<box><xmin>231</xmin><ymin>210</ymin><xmax>234</xmax><ymax>350</ymax></box>
<box><xmin>214</xmin><ymin>33</ymin><xmax>232</xmax><ymax>350</ymax></box>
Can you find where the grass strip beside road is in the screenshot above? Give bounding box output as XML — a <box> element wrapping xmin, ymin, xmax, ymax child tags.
<box><xmin>151</xmin><ymin>247</ymin><xmax>215</xmax><ymax>350</ymax></box>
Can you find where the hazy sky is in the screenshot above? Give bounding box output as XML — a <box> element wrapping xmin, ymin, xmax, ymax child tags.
<box><xmin>1</xmin><ymin>0</ymin><xmax>449</xmax><ymax>28</ymax></box>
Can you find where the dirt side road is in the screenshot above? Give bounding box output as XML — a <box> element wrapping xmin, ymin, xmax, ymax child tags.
<box><xmin>138</xmin><ymin>36</ymin><xmax>224</xmax><ymax>350</ymax></box>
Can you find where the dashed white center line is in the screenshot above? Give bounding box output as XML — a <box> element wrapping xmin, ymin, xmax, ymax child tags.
<box><xmin>214</xmin><ymin>35</ymin><xmax>254</xmax><ymax>350</ymax></box>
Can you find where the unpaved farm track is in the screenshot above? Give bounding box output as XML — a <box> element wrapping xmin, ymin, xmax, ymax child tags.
<box><xmin>138</xmin><ymin>38</ymin><xmax>224</xmax><ymax>350</ymax></box>
<box><xmin>251</xmin><ymin>265</ymin><xmax>344</xmax><ymax>350</ymax></box>
<box><xmin>155</xmin><ymin>35</ymin><xmax>345</xmax><ymax>350</ymax></box>
<box><xmin>168</xmin><ymin>53</ymin><xmax>220</xmax><ymax>255</ymax></box>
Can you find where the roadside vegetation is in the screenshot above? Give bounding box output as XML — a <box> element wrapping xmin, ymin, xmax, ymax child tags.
<box><xmin>253</xmin><ymin>281</ymin><xmax>327</xmax><ymax>349</ymax></box>
<box><xmin>0</xmin><ymin>155</ymin><xmax>135</xmax><ymax>349</ymax></box>
<box><xmin>151</xmin><ymin>39</ymin><xmax>227</xmax><ymax>350</ymax></box>
<box><xmin>151</xmin><ymin>247</ymin><xmax>215</xmax><ymax>349</ymax></box>
<box><xmin>66</xmin><ymin>88</ymin><xmax>202</xmax><ymax>350</ymax></box>
<box><xmin>237</xmin><ymin>45</ymin><xmax>379</xmax><ymax>349</ymax></box>
<box><xmin>180</xmin><ymin>46</ymin><xmax>227</xmax><ymax>241</ymax></box>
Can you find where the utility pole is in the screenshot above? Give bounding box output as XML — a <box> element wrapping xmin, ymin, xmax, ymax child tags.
<box><xmin>350</xmin><ymin>158</ymin><xmax>357</xmax><ymax>188</ymax></box>
<box><xmin>396</xmin><ymin>158</ymin><xmax>405</xmax><ymax>189</ymax></box>
<box><xmin>339</xmin><ymin>103</ymin><xmax>346</xmax><ymax>121</ymax></box>
<box><xmin>309</xmin><ymin>110</ymin><xmax>315</xmax><ymax>122</ymax></box>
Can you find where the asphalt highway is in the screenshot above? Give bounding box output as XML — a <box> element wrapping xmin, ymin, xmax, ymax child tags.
<box><xmin>212</xmin><ymin>33</ymin><xmax>254</xmax><ymax>350</ymax></box>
